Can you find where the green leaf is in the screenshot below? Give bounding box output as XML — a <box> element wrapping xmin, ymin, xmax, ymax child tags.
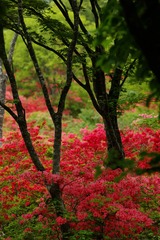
<box><xmin>94</xmin><ymin>165</ymin><xmax>102</xmax><ymax>179</ymax></box>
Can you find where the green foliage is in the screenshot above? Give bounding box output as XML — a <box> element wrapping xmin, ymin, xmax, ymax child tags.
<box><xmin>147</xmin><ymin>78</ymin><xmax>160</xmax><ymax>106</ymax></box>
<box><xmin>118</xmin><ymin>102</ymin><xmax>159</xmax><ymax>130</ymax></box>
<box><xmin>65</xmin><ymin>94</ymin><xmax>85</xmax><ymax>117</ymax></box>
<box><xmin>119</xmin><ymin>89</ymin><xmax>145</xmax><ymax>109</ymax></box>
<box><xmin>134</xmin><ymin>115</ymin><xmax>160</xmax><ymax>130</ymax></box>
<box><xmin>95</xmin><ymin>0</ymin><xmax>138</xmax><ymax>73</ymax></box>
<box><xmin>95</xmin><ymin>0</ymin><xmax>155</xmax><ymax>95</ymax></box>
<box><xmin>69</xmin><ymin>230</ymin><xmax>94</xmax><ymax>240</ymax></box>
<box><xmin>78</xmin><ymin>108</ymin><xmax>101</xmax><ymax>126</ymax></box>
<box><xmin>28</xmin><ymin>112</ymin><xmax>53</xmax><ymax>130</ymax></box>
<box><xmin>24</xmin><ymin>0</ymin><xmax>49</xmax><ymax>11</ymax></box>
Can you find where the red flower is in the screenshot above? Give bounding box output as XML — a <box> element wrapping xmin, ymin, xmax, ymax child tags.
<box><xmin>56</xmin><ymin>216</ymin><xmax>67</xmax><ymax>225</ymax></box>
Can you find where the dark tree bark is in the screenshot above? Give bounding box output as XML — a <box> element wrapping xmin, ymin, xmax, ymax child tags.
<box><xmin>120</xmin><ymin>0</ymin><xmax>160</xmax><ymax>82</ymax></box>
<box><xmin>93</xmin><ymin>66</ymin><xmax>125</xmax><ymax>168</ymax></box>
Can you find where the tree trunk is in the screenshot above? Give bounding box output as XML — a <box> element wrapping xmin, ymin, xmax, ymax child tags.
<box><xmin>17</xmin><ymin>0</ymin><xmax>79</xmax><ymax>238</ymax></box>
<box><xmin>106</xmin><ymin>68</ymin><xmax>125</xmax><ymax>168</ymax></box>
<box><xmin>0</xmin><ymin>59</ymin><xmax>7</xmax><ymax>146</ymax></box>
<box><xmin>103</xmin><ymin>115</ymin><xmax>125</xmax><ymax>169</ymax></box>
<box><xmin>0</xmin><ymin>24</ymin><xmax>70</xmax><ymax>238</ymax></box>
<box><xmin>49</xmin><ymin>113</ymin><xmax>71</xmax><ymax>239</ymax></box>
<box><xmin>92</xmin><ymin>59</ymin><xmax>125</xmax><ymax>169</ymax></box>
<box><xmin>49</xmin><ymin>183</ymin><xmax>71</xmax><ymax>240</ymax></box>
<box><xmin>0</xmin><ymin>32</ymin><xmax>18</xmax><ymax>146</ymax></box>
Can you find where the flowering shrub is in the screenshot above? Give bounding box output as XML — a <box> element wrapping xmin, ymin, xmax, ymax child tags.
<box><xmin>0</xmin><ymin>123</ymin><xmax>160</xmax><ymax>239</ymax></box>
<box><xmin>132</xmin><ymin>113</ymin><xmax>159</xmax><ymax>129</ymax></box>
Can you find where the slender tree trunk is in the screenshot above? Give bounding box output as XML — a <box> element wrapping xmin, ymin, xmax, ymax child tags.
<box><xmin>0</xmin><ymin>58</ymin><xmax>7</xmax><ymax>146</ymax></box>
<box><xmin>49</xmin><ymin>113</ymin><xmax>71</xmax><ymax>239</ymax></box>
<box><xmin>0</xmin><ymin>32</ymin><xmax>18</xmax><ymax>146</ymax></box>
<box><xmin>0</xmin><ymin>25</ymin><xmax>45</xmax><ymax>171</ymax></box>
<box><xmin>48</xmin><ymin>0</ymin><xmax>80</xmax><ymax>235</ymax></box>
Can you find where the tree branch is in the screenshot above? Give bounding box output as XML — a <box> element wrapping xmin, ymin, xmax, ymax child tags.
<box><xmin>0</xmin><ymin>24</ymin><xmax>45</xmax><ymax>171</ymax></box>
<box><xmin>30</xmin><ymin>37</ymin><xmax>67</xmax><ymax>63</ymax></box>
<box><xmin>0</xmin><ymin>101</ymin><xmax>18</xmax><ymax>121</ymax></box>
<box><xmin>82</xmin><ymin>63</ymin><xmax>101</xmax><ymax>114</ymax></box>
<box><xmin>54</xmin><ymin>0</ymin><xmax>74</xmax><ymax>29</ymax></box>
<box><xmin>57</xmin><ymin>0</ymin><xmax>79</xmax><ymax>115</ymax></box>
<box><xmin>120</xmin><ymin>58</ymin><xmax>137</xmax><ymax>88</ymax></box>
<box><xmin>78</xmin><ymin>0</ymin><xmax>83</xmax><ymax>10</ymax></box>
<box><xmin>18</xmin><ymin>0</ymin><xmax>55</xmax><ymax>121</ymax></box>
<box><xmin>90</xmin><ymin>0</ymin><xmax>99</xmax><ymax>28</ymax></box>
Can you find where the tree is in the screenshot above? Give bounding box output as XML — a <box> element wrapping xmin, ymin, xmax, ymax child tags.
<box><xmin>0</xmin><ymin>1</ymin><xmax>141</xmax><ymax>167</ymax></box>
<box><xmin>1</xmin><ymin>0</ymin><xmax>149</xmax><ymax>234</ymax></box>
<box><xmin>0</xmin><ymin>32</ymin><xmax>18</xmax><ymax>146</ymax></box>
<box><xmin>0</xmin><ymin>59</ymin><xmax>7</xmax><ymax>146</ymax></box>
<box><xmin>100</xmin><ymin>0</ymin><xmax>160</xmax><ymax>171</ymax></box>
<box><xmin>0</xmin><ymin>0</ymin><xmax>79</xmax><ymax>238</ymax></box>
<box><xmin>45</xmin><ymin>0</ymin><xmax>137</xmax><ymax>168</ymax></box>
<box><xmin>17</xmin><ymin>0</ymin><xmax>131</xmax><ymax>168</ymax></box>
<box><xmin>0</xmin><ymin>0</ymin><xmax>159</xmax><ymax>237</ymax></box>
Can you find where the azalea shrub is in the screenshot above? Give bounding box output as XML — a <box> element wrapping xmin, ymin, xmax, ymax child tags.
<box><xmin>0</xmin><ymin>120</ymin><xmax>160</xmax><ymax>239</ymax></box>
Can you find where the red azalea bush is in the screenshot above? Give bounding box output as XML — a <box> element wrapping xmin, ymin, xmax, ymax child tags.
<box><xmin>6</xmin><ymin>86</ymin><xmax>47</xmax><ymax>114</ymax></box>
<box><xmin>0</xmin><ymin>124</ymin><xmax>160</xmax><ymax>239</ymax></box>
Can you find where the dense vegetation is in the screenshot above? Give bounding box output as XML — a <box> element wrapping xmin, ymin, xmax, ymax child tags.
<box><xmin>0</xmin><ymin>0</ymin><xmax>160</xmax><ymax>239</ymax></box>
<box><xmin>0</xmin><ymin>95</ymin><xmax>160</xmax><ymax>239</ymax></box>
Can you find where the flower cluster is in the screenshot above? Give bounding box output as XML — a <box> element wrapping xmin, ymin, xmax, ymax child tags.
<box><xmin>0</xmin><ymin>124</ymin><xmax>159</xmax><ymax>239</ymax></box>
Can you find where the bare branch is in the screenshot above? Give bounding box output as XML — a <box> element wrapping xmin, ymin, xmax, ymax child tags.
<box><xmin>0</xmin><ymin>101</ymin><xmax>18</xmax><ymax>121</ymax></box>
<box><xmin>54</xmin><ymin>0</ymin><xmax>74</xmax><ymax>29</ymax></box>
<box><xmin>82</xmin><ymin>63</ymin><xmax>101</xmax><ymax>114</ymax></box>
<box><xmin>57</xmin><ymin>0</ymin><xmax>79</xmax><ymax>115</ymax></box>
<box><xmin>120</xmin><ymin>58</ymin><xmax>137</xmax><ymax>88</ymax></box>
<box><xmin>78</xmin><ymin>0</ymin><xmax>83</xmax><ymax>10</ymax></box>
<box><xmin>59</xmin><ymin>0</ymin><xmax>68</xmax><ymax>14</ymax></box>
<box><xmin>73</xmin><ymin>73</ymin><xmax>86</xmax><ymax>88</ymax></box>
<box><xmin>30</xmin><ymin>37</ymin><xmax>67</xmax><ymax>62</ymax></box>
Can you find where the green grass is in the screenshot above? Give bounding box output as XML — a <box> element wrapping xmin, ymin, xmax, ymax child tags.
<box><xmin>118</xmin><ymin>103</ymin><xmax>159</xmax><ymax>130</ymax></box>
